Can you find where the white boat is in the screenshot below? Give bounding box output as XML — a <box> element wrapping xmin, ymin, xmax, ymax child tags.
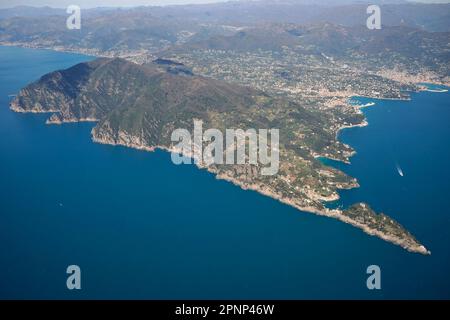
<box><xmin>360</xmin><ymin>102</ymin><xmax>375</xmax><ymax>108</ymax></box>
<box><xmin>426</xmin><ymin>88</ymin><xmax>448</xmax><ymax>93</ymax></box>
<box><xmin>396</xmin><ymin>164</ymin><xmax>404</xmax><ymax>177</ymax></box>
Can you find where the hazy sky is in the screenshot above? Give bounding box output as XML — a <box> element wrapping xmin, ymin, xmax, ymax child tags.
<box><xmin>0</xmin><ymin>0</ymin><xmax>449</xmax><ymax>9</ymax></box>
<box><xmin>0</xmin><ymin>0</ymin><xmax>229</xmax><ymax>9</ymax></box>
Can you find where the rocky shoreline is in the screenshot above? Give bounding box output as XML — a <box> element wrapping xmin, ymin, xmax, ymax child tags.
<box><xmin>7</xmin><ymin>55</ymin><xmax>432</xmax><ymax>256</ymax></box>
<box><xmin>89</xmin><ymin>124</ymin><xmax>430</xmax><ymax>255</ymax></box>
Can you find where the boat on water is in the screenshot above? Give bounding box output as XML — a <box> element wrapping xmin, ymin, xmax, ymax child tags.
<box><xmin>396</xmin><ymin>164</ymin><xmax>404</xmax><ymax>177</ymax></box>
<box><xmin>360</xmin><ymin>102</ymin><xmax>376</xmax><ymax>108</ymax></box>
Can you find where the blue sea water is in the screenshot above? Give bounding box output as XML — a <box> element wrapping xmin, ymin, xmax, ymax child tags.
<box><xmin>0</xmin><ymin>46</ymin><xmax>449</xmax><ymax>299</ymax></box>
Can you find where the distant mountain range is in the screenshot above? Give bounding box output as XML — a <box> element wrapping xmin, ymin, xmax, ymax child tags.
<box><xmin>168</xmin><ymin>23</ymin><xmax>449</xmax><ymax>75</ymax></box>
<box><xmin>1</xmin><ymin>2</ymin><xmax>448</xmax><ymax>82</ymax></box>
<box><xmin>0</xmin><ymin>1</ymin><xmax>449</xmax><ymax>31</ymax></box>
